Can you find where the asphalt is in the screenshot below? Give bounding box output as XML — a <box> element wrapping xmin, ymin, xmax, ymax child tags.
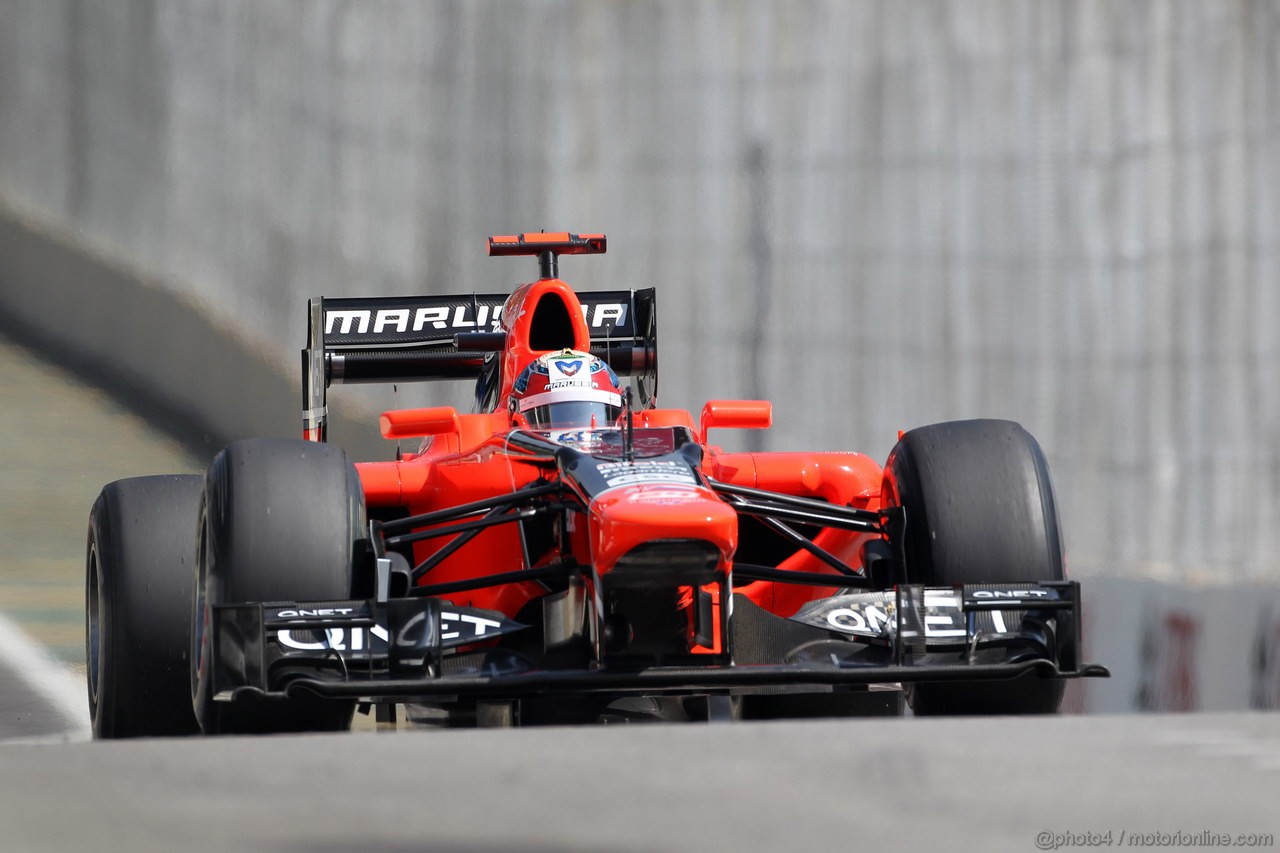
<box><xmin>0</xmin><ymin>654</ymin><xmax>72</xmax><ymax>741</ymax></box>
<box><xmin>0</xmin><ymin>334</ymin><xmax>203</xmax><ymax>662</ymax></box>
<box><xmin>0</xmin><ymin>333</ymin><xmax>202</xmax><ymax>742</ymax></box>
<box><xmin>0</xmin><ymin>713</ymin><xmax>1276</xmax><ymax>852</ymax></box>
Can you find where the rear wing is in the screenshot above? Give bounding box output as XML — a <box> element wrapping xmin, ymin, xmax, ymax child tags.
<box><xmin>301</xmin><ymin>289</ymin><xmax>657</xmax><ymax>441</ymax></box>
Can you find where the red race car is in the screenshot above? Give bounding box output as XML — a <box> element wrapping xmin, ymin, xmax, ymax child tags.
<box><xmin>85</xmin><ymin>232</ymin><xmax>1107</xmax><ymax>737</ymax></box>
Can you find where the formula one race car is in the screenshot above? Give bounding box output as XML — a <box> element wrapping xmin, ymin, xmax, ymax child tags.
<box><xmin>85</xmin><ymin>232</ymin><xmax>1108</xmax><ymax>737</ymax></box>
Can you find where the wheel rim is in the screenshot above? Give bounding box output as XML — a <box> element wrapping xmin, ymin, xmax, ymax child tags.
<box><xmin>86</xmin><ymin>546</ymin><xmax>101</xmax><ymax>711</ymax></box>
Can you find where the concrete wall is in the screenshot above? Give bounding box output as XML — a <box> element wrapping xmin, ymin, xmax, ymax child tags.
<box><xmin>1075</xmin><ymin>578</ymin><xmax>1280</xmax><ymax>713</ymax></box>
<box><xmin>2</xmin><ymin>1</ymin><xmax>1280</xmax><ymax>583</ymax></box>
<box><xmin>0</xmin><ymin>205</ymin><xmax>382</xmax><ymax>457</ymax></box>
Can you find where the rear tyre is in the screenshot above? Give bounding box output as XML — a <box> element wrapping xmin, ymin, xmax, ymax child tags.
<box><xmin>882</xmin><ymin>419</ymin><xmax>1066</xmax><ymax>715</ymax></box>
<box><xmin>86</xmin><ymin>475</ymin><xmax>203</xmax><ymax>739</ymax></box>
<box><xmin>192</xmin><ymin>439</ymin><xmax>364</xmax><ymax>734</ymax></box>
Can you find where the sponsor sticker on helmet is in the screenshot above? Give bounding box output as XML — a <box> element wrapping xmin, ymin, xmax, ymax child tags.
<box><xmin>547</xmin><ymin>352</ymin><xmax>597</xmax><ymax>389</ymax></box>
<box><xmin>555</xmin><ymin>359</ymin><xmax>583</xmax><ymax>377</ymax></box>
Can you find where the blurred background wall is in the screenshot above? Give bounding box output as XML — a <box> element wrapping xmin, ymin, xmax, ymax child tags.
<box><xmin>1</xmin><ymin>0</ymin><xmax>1279</xmax><ymax>590</ymax></box>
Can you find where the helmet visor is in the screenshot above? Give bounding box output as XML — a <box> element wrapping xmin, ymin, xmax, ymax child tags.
<box><xmin>527</xmin><ymin>401</ymin><xmax>622</xmax><ymax>429</ymax></box>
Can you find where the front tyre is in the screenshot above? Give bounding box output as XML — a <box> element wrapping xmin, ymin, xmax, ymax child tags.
<box><xmin>86</xmin><ymin>475</ymin><xmax>203</xmax><ymax>739</ymax></box>
<box><xmin>882</xmin><ymin>419</ymin><xmax>1066</xmax><ymax>715</ymax></box>
<box><xmin>192</xmin><ymin>439</ymin><xmax>365</xmax><ymax>734</ymax></box>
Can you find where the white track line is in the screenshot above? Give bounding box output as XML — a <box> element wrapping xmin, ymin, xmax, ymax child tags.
<box><xmin>0</xmin><ymin>614</ymin><xmax>90</xmax><ymax>740</ymax></box>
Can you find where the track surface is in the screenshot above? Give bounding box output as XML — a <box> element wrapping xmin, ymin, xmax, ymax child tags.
<box><xmin>0</xmin><ymin>334</ymin><xmax>202</xmax><ymax>745</ymax></box>
<box><xmin>0</xmin><ymin>334</ymin><xmax>201</xmax><ymax>662</ymax></box>
<box><xmin>1</xmin><ymin>713</ymin><xmax>1278</xmax><ymax>852</ymax></box>
<box><xmin>2</xmin><ymin>336</ymin><xmax>1278</xmax><ymax>851</ymax></box>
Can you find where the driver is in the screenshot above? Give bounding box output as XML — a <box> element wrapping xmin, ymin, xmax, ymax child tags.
<box><xmin>510</xmin><ymin>349</ymin><xmax>623</xmax><ymax>429</ymax></box>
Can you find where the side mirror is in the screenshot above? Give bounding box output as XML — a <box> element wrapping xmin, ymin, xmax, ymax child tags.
<box><xmin>380</xmin><ymin>406</ymin><xmax>461</xmax><ymax>440</ymax></box>
<box><xmin>700</xmin><ymin>400</ymin><xmax>772</xmax><ymax>442</ymax></box>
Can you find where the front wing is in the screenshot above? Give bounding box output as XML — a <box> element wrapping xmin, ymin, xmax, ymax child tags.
<box><xmin>206</xmin><ymin>582</ymin><xmax>1108</xmax><ymax>705</ymax></box>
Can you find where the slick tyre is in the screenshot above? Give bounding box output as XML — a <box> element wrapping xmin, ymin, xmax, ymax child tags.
<box><xmin>192</xmin><ymin>439</ymin><xmax>365</xmax><ymax>734</ymax></box>
<box><xmin>882</xmin><ymin>419</ymin><xmax>1066</xmax><ymax>715</ymax></box>
<box><xmin>86</xmin><ymin>475</ymin><xmax>204</xmax><ymax>739</ymax></box>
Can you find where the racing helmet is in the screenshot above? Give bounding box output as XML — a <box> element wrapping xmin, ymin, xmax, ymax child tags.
<box><xmin>510</xmin><ymin>349</ymin><xmax>623</xmax><ymax>429</ymax></box>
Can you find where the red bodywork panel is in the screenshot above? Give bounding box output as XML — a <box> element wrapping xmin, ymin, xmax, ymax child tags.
<box><xmin>356</xmin><ymin>277</ymin><xmax>886</xmax><ymax>625</ymax></box>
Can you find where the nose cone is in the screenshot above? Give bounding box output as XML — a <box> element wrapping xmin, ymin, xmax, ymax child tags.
<box><xmin>588</xmin><ymin>484</ymin><xmax>738</xmax><ymax>579</ymax></box>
